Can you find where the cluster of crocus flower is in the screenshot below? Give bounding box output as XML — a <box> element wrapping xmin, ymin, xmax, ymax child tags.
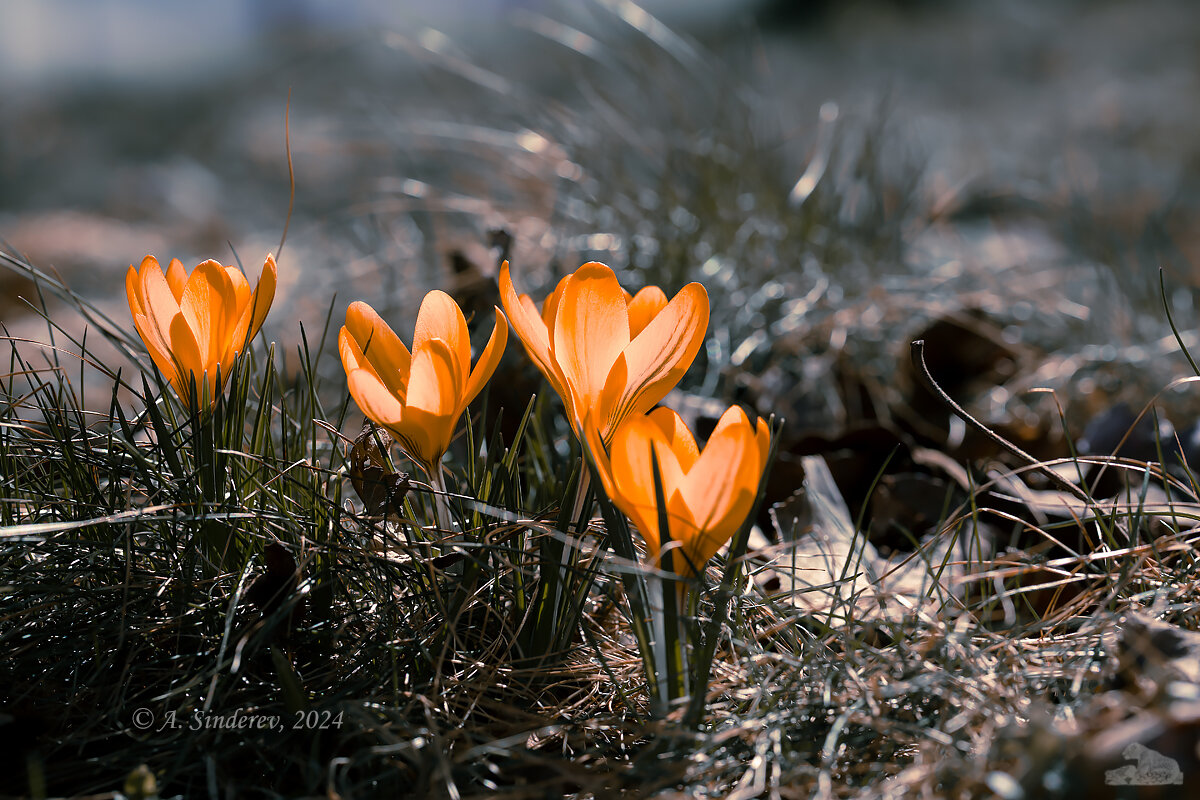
<box><xmin>126</xmin><ymin>250</ymin><xmax>768</xmax><ymax>577</ymax></box>
<box><xmin>501</xmin><ymin>260</ymin><xmax>771</xmax><ymax>578</ymax></box>
<box><xmin>126</xmin><ymin>254</ymin><xmax>277</xmax><ymax>409</ymax></box>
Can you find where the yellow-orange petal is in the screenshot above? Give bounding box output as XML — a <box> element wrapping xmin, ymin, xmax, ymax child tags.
<box><xmin>126</xmin><ymin>265</ymin><xmax>179</xmax><ymax>377</ymax></box>
<box><xmin>340</xmin><ymin>326</ymin><xmax>387</xmax><ymax>399</ymax></box>
<box><xmin>598</xmin><ymin>281</ymin><xmax>708</xmax><ymax>437</ymax></box>
<box><xmin>246</xmin><ymin>253</ymin><xmax>277</xmax><ymax>342</ymax></box>
<box><xmin>405</xmin><ymin>336</ymin><xmax>462</xmax><ymax>418</ymax></box>
<box><xmin>228</xmin><ymin>254</ymin><xmax>277</xmax><ymax>358</ymax></box>
<box><xmin>755</xmin><ymin>416</ymin><xmax>771</xmax><ymax>475</ymax></box>
<box><xmin>664</xmin><ymin>488</ymin><xmax>702</xmax><ymax>571</ymax></box>
<box><xmin>133</xmin><ymin>310</ymin><xmax>178</xmax><ymax>387</ymax></box>
<box><xmin>584</xmin><ymin>409</ymin><xmax>663</xmax><ymax>549</ymax></box>
<box><xmin>413</xmin><ymin>290</ymin><xmax>470</xmax><ymax>381</ymax></box>
<box><xmin>540</xmin><ymin>273</ymin><xmax>572</xmax><ymax>337</ymax></box>
<box><xmin>139</xmin><ymin>256</ymin><xmax>180</xmax><ymax>347</ymax></box>
<box><xmin>346</xmin><ymin>367</ymin><xmax>406</xmax><ymax>429</ymax></box>
<box><xmin>499</xmin><ymin>261</ymin><xmax>556</xmax><ymax>379</ymax></box>
<box><xmin>678</xmin><ymin>406</ymin><xmax>758</xmax><ymax>542</ymax></box>
<box><xmin>609</xmin><ymin>415</ymin><xmax>667</xmax><ymax>549</ymax></box>
<box><xmin>126</xmin><ymin>265</ymin><xmax>145</xmax><ymax>320</ymax></box>
<box><xmin>168</xmin><ymin>312</ymin><xmax>205</xmax><ymax>405</ymax></box>
<box><xmin>338</xmin><ymin>326</ymin><xmax>365</xmax><ymax>373</ymax></box>
<box><xmin>460</xmin><ymin>306</ymin><xmax>508</xmax><ymax>412</ymax></box>
<box><xmin>224</xmin><ymin>265</ymin><xmax>252</xmax><ymax>316</ymax></box>
<box><xmin>680</xmin><ymin>493</ymin><xmax>748</xmax><ymax>571</ymax></box>
<box><xmin>581</xmin><ymin>409</ymin><xmax>617</xmax><ymax>499</ymax></box>
<box><xmin>552</xmin><ymin>262</ymin><xmax>631</xmax><ymax>428</ymax></box>
<box><xmin>165</xmin><ymin>258</ymin><xmax>188</xmax><ymax>303</ymax></box>
<box><xmin>343</xmin><ymin>301</ymin><xmax>411</xmax><ymax>400</ymax></box>
<box><xmin>180</xmin><ymin>260</ymin><xmax>234</xmax><ymax>367</ymax></box>
<box><xmin>644</xmin><ymin>406</ymin><xmax>700</xmax><ymax>473</ymax></box>
<box><xmin>402</xmin><ymin>336</ymin><xmax>463</xmax><ymax>467</ymax></box>
<box><xmin>628</xmin><ymin>285</ymin><xmax>668</xmax><ymax>339</ymax></box>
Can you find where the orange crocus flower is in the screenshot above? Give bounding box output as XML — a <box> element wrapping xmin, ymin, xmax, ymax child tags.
<box><xmin>499</xmin><ymin>261</ymin><xmax>709</xmax><ymax>444</ymax></box>
<box><xmin>586</xmin><ymin>405</ymin><xmax>770</xmax><ymax>576</ymax></box>
<box><xmin>126</xmin><ymin>254</ymin><xmax>277</xmax><ymax>409</ymax></box>
<box><xmin>338</xmin><ymin>292</ymin><xmax>507</xmax><ymax>478</ymax></box>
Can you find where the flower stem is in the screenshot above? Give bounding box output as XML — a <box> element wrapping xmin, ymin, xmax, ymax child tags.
<box><xmin>570</xmin><ymin>468</ymin><xmax>592</xmax><ymax>532</ymax></box>
<box><xmin>427</xmin><ymin>464</ymin><xmax>452</xmax><ymax>536</ymax></box>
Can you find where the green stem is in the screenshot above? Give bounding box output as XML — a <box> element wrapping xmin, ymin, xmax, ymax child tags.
<box><xmin>570</xmin><ymin>468</ymin><xmax>592</xmax><ymax>531</ymax></box>
<box><xmin>427</xmin><ymin>464</ymin><xmax>452</xmax><ymax>536</ymax></box>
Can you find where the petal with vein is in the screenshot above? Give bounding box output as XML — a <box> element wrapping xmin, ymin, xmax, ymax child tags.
<box><xmin>344</xmin><ymin>301</ymin><xmax>411</xmax><ymax>399</ymax></box>
<box><xmin>168</xmin><ymin>312</ymin><xmax>204</xmax><ymax>404</ymax></box>
<box><xmin>246</xmin><ymin>253</ymin><xmax>277</xmax><ymax>341</ymax></box>
<box><xmin>499</xmin><ymin>262</ymin><xmax>556</xmax><ymax>378</ymax></box>
<box><xmin>404</xmin><ymin>337</ymin><xmax>463</xmax><ymax>466</ymax></box>
<box><xmin>347</xmin><ymin>367</ymin><xmax>406</xmax><ymax>427</ymax></box>
<box><xmin>165</xmin><ymin>258</ymin><xmax>188</xmax><ymax>302</ymax></box>
<box><xmin>126</xmin><ymin>266</ymin><xmax>146</xmax><ymax>320</ymax></box>
<box><xmin>678</xmin><ymin>409</ymin><xmax>756</xmax><ymax>544</ymax></box>
<box><xmin>628</xmin><ymin>285</ymin><xmax>668</xmax><ymax>338</ymax></box>
<box><xmin>645</xmin><ymin>406</ymin><xmax>700</xmax><ymax>472</ymax></box>
<box><xmin>540</xmin><ymin>273</ymin><xmax>572</xmax><ymax>336</ymax></box>
<box><xmin>600</xmin><ymin>281</ymin><xmax>708</xmax><ymax>434</ymax></box>
<box><xmin>552</xmin><ymin>262</ymin><xmax>630</xmax><ymax>424</ymax></box>
<box><xmin>133</xmin><ymin>311</ymin><xmax>177</xmax><ymax>385</ymax></box>
<box><xmin>461</xmin><ymin>306</ymin><xmax>508</xmax><ymax>411</ymax></box>
<box><xmin>179</xmin><ymin>261</ymin><xmax>227</xmax><ymax>365</ymax></box>
<box><xmin>139</xmin><ymin>256</ymin><xmax>181</xmax><ymax>347</ymax></box>
<box><xmin>224</xmin><ymin>266</ymin><xmax>251</xmax><ymax>315</ymax></box>
<box><xmin>413</xmin><ymin>290</ymin><xmax>470</xmax><ymax>380</ymax></box>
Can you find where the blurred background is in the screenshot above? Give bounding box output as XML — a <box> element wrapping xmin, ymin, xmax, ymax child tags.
<box><xmin>3</xmin><ymin>0</ymin><xmax>1200</xmax><ymax>447</ymax></box>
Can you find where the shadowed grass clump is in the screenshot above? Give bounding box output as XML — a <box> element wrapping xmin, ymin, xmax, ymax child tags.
<box><xmin>5</xmin><ymin>238</ymin><xmax>1200</xmax><ymax>798</ymax></box>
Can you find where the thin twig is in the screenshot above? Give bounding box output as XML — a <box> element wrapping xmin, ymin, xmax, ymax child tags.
<box><xmin>277</xmin><ymin>88</ymin><xmax>296</xmax><ymax>262</ymax></box>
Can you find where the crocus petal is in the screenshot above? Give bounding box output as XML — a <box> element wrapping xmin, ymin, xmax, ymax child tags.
<box><xmin>346</xmin><ymin>367</ymin><xmax>406</xmax><ymax>429</ymax></box>
<box><xmin>133</xmin><ymin>310</ymin><xmax>178</xmax><ymax>387</ymax></box>
<box><xmin>581</xmin><ymin>410</ymin><xmax>616</xmax><ymax>499</ymax></box>
<box><xmin>343</xmin><ymin>301</ymin><xmax>411</xmax><ymax>400</ymax></box>
<box><xmin>584</xmin><ymin>411</ymin><xmax>656</xmax><ymax>548</ymax></box>
<box><xmin>664</xmin><ymin>489</ymin><xmax>703</xmax><ymax>571</ymax></box>
<box><xmin>597</xmin><ymin>404</ymin><xmax>770</xmax><ymax>576</ymax></box>
<box><xmin>406</xmin><ymin>337</ymin><xmax>462</xmax><ymax>419</ymax></box>
<box><xmin>180</xmin><ymin>260</ymin><xmax>234</xmax><ymax>367</ymax></box>
<box><xmin>608</xmin><ymin>415</ymin><xmax>670</xmax><ymax>553</ymax></box>
<box><xmin>126</xmin><ymin>265</ymin><xmax>146</xmax><ymax>320</ymax></box>
<box><xmin>168</xmin><ymin>312</ymin><xmax>205</xmax><ymax>403</ymax></box>
<box><xmin>224</xmin><ymin>265</ymin><xmax>252</xmax><ymax>316</ymax></box>
<box><xmin>677</xmin><ymin>406</ymin><xmax>759</xmax><ymax>549</ymax></box>
<box><xmin>627</xmin><ymin>285</ymin><xmax>668</xmax><ymax>339</ymax></box>
<box><xmin>598</xmin><ymin>281</ymin><xmax>708</xmax><ymax>438</ymax></box>
<box><xmin>165</xmin><ymin>258</ymin><xmax>188</xmax><ymax>302</ymax></box>
<box><xmin>755</xmin><ymin>416</ymin><xmax>771</xmax><ymax>475</ymax></box>
<box><xmin>552</xmin><ymin>263</ymin><xmax>631</xmax><ymax>429</ymax></box>
<box><xmin>245</xmin><ymin>253</ymin><xmax>277</xmax><ymax>342</ymax></box>
<box><xmin>413</xmin><ymin>290</ymin><xmax>470</xmax><ymax>381</ymax></box>
<box><xmin>401</xmin><ymin>337</ymin><xmax>463</xmax><ymax>470</ymax></box>
<box><xmin>139</xmin><ymin>256</ymin><xmax>181</xmax><ymax>345</ymax></box>
<box><xmin>460</xmin><ymin>306</ymin><xmax>508</xmax><ymax>412</ymax></box>
<box><xmin>540</xmin><ymin>273</ymin><xmax>572</xmax><ymax>337</ymax></box>
<box><xmin>644</xmin><ymin>406</ymin><xmax>700</xmax><ymax>473</ymax></box>
<box><xmin>499</xmin><ymin>261</ymin><xmax>557</xmax><ymax>382</ymax></box>
<box><xmin>688</xmin><ymin>487</ymin><xmax>755</xmax><ymax>566</ymax></box>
